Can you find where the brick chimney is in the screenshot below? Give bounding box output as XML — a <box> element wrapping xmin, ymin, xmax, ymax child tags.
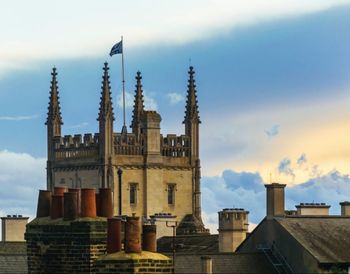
<box><xmin>265</xmin><ymin>183</ymin><xmax>286</xmax><ymax>219</ymax></box>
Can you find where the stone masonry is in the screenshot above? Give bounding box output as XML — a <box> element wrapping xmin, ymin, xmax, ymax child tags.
<box><xmin>25</xmin><ymin>217</ymin><xmax>107</xmax><ymax>274</ymax></box>
<box><xmin>94</xmin><ymin>251</ymin><xmax>173</xmax><ymax>274</ymax></box>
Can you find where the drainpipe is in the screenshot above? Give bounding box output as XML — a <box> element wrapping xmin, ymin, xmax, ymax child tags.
<box><xmin>117</xmin><ymin>168</ymin><xmax>123</xmax><ymax>216</ymax></box>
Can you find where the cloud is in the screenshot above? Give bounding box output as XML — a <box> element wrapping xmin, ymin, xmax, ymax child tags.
<box><xmin>202</xmin><ymin>170</ymin><xmax>266</xmax><ymax>232</ymax></box>
<box><xmin>1</xmin><ymin>1</ymin><xmax>349</xmax><ymax>76</ymax></box>
<box><xmin>116</xmin><ymin>90</ymin><xmax>157</xmax><ymax>111</ymax></box>
<box><xmin>202</xmin><ymin>168</ymin><xmax>350</xmax><ymax>234</ymax></box>
<box><xmin>167</xmin><ymin>93</ymin><xmax>184</xmax><ymax>105</ymax></box>
<box><xmin>297</xmin><ymin>153</ymin><xmax>307</xmax><ymax>166</ymax></box>
<box><xmin>143</xmin><ymin>91</ymin><xmax>158</xmax><ymax>110</ymax></box>
<box><xmin>116</xmin><ymin>91</ymin><xmax>134</xmax><ymax>110</ymax></box>
<box><xmin>286</xmin><ymin>170</ymin><xmax>350</xmax><ymax>211</ymax></box>
<box><xmin>0</xmin><ymin>150</ymin><xmax>46</xmax><ymax>217</ymax></box>
<box><xmin>278</xmin><ymin>158</ymin><xmax>295</xmax><ymax>179</ymax></box>
<box><xmin>221</xmin><ymin>169</ymin><xmax>264</xmax><ymax>193</ymax></box>
<box><xmin>0</xmin><ymin>114</ymin><xmax>40</xmax><ymax>121</ymax></box>
<box><xmin>265</xmin><ymin>124</ymin><xmax>280</xmax><ymax>138</ymax></box>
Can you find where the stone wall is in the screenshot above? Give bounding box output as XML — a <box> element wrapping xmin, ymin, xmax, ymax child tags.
<box><xmin>25</xmin><ymin>217</ymin><xmax>107</xmax><ymax>274</ymax></box>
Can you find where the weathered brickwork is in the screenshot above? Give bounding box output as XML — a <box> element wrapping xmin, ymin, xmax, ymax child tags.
<box><xmin>25</xmin><ymin>217</ymin><xmax>107</xmax><ymax>274</ymax></box>
<box><xmin>94</xmin><ymin>252</ymin><xmax>173</xmax><ymax>274</ymax></box>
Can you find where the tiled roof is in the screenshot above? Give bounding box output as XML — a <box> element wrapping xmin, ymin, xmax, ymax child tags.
<box><xmin>0</xmin><ymin>242</ymin><xmax>27</xmax><ymax>274</ymax></box>
<box><xmin>276</xmin><ymin>216</ymin><xmax>350</xmax><ymax>263</ymax></box>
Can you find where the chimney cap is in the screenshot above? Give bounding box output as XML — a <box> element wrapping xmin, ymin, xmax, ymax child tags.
<box><xmin>340</xmin><ymin>201</ymin><xmax>350</xmax><ymax>206</ymax></box>
<box><xmin>264</xmin><ymin>183</ymin><xmax>286</xmax><ymax>188</ymax></box>
<box><xmin>221</xmin><ymin>208</ymin><xmax>249</xmax><ymax>213</ymax></box>
<box><xmin>296</xmin><ymin>202</ymin><xmax>330</xmax><ymax>208</ymax></box>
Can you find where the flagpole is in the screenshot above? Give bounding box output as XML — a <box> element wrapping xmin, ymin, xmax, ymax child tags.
<box><xmin>121</xmin><ymin>36</ymin><xmax>127</xmax><ymax>133</ymax></box>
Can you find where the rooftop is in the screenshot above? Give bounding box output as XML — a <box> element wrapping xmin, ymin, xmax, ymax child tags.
<box><xmin>158</xmin><ymin>234</ymin><xmax>219</xmax><ymax>254</ymax></box>
<box><xmin>276</xmin><ymin>216</ymin><xmax>350</xmax><ymax>263</ymax></box>
<box><xmin>0</xmin><ymin>242</ymin><xmax>27</xmax><ymax>274</ymax></box>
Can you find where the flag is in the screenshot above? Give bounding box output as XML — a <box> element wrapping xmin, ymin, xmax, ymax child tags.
<box><xmin>110</xmin><ymin>40</ymin><xmax>123</xmax><ymax>56</ymax></box>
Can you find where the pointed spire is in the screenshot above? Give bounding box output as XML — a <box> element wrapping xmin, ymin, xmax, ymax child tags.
<box><xmin>183</xmin><ymin>66</ymin><xmax>201</xmax><ymax>124</ymax></box>
<box><xmin>46</xmin><ymin>67</ymin><xmax>63</xmax><ymax>126</ymax></box>
<box><xmin>98</xmin><ymin>62</ymin><xmax>115</xmax><ymax>122</ymax></box>
<box><xmin>130</xmin><ymin>71</ymin><xmax>145</xmax><ymax>134</ymax></box>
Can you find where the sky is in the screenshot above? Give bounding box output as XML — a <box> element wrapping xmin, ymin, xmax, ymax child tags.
<box><xmin>1</xmin><ymin>0</ymin><xmax>350</xmax><ymax>232</ymax></box>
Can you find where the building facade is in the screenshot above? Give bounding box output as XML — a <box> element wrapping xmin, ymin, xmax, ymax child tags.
<box><xmin>45</xmin><ymin>63</ymin><xmax>207</xmax><ymax>233</ymax></box>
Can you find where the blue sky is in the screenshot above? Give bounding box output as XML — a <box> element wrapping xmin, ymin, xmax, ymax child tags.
<box><xmin>1</xmin><ymin>1</ymin><xmax>350</xmax><ymax>232</ymax></box>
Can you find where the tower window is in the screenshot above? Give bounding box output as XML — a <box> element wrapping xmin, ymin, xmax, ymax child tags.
<box><xmin>167</xmin><ymin>184</ymin><xmax>176</xmax><ymax>205</ymax></box>
<box><xmin>129</xmin><ymin>183</ymin><xmax>138</xmax><ymax>205</ymax></box>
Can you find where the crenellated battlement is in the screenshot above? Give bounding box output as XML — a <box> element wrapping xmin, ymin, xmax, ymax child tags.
<box><xmin>46</xmin><ymin>65</ymin><xmax>204</xmax><ymax>229</ymax></box>
<box><xmin>161</xmin><ymin>134</ymin><xmax>190</xmax><ymax>157</ymax></box>
<box><xmin>53</xmin><ymin>133</ymin><xmax>99</xmax><ymax>160</ymax></box>
<box><xmin>113</xmin><ymin>133</ymin><xmax>144</xmax><ymax>155</ymax></box>
<box><xmin>54</xmin><ymin>133</ymin><xmax>99</xmax><ymax>148</ymax></box>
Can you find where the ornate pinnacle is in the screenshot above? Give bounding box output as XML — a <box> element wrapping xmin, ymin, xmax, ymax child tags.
<box><xmin>130</xmin><ymin>71</ymin><xmax>145</xmax><ymax>133</ymax></box>
<box><xmin>98</xmin><ymin>62</ymin><xmax>115</xmax><ymax>122</ymax></box>
<box><xmin>46</xmin><ymin>67</ymin><xmax>63</xmax><ymax>125</ymax></box>
<box><xmin>183</xmin><ymin>66</ymin><xmax>201</xmax><ymax>124</ymax></box>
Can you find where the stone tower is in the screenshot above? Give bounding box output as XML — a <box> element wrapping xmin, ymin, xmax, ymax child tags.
<box><xmin>45</xmin><ymin>64</ymin><xmax>208</xmax><ymax>236</ymax></box>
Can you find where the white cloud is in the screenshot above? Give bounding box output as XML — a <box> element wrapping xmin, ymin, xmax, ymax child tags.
<box><xmin>116</xmin><ymin>91</ymin><xmax>134</xmax><ymax>110</ymax></box>
<box><xmin>116</xmin><ymin>90</ymin><xmax>157</xmax><ymax>111</ymax></box>
<box><xmin>202</xmin><ymin>167</ymin><xmax>350</xmax><ymax>234</ymax></box>
<box><xmin>167</xmin><ymin>93</ymin><xmax>184</xmax><ymax>105</ymax></box>
<box><xmin>1</xmin><ymin>0</ymin><xmax>349</xmax><ymax>76</ymax></box>
<box><xmin>0</xmin><ymin>114</ymin><xmax>40</xmax><ymax>121</ymax></box>
<box><xmin>144</xmin><ymin>91</ymin><xmax>158</xmax><ymax>110</ymax></box>
<box><xmin>0</xmin><ymin>150</ymin><xmax>46</xmax><ymax>217</ymax></box>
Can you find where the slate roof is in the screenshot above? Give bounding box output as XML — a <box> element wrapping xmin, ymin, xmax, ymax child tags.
<box><xmin>276</xmin><ymin>216</ymin><xmax>350</xmax><ymax>264</ymax></box>
<box><xmin>158</xmin><ymin>234</ymin><xmax>219</xmax><ymax>254</ymax></box>
<box><xmin>0</xmin><ymin>242</ymin><xmax>27</xmax><ymax>274</ymax></box>
<box><xmin>158</xmin><ymin>235</ymin><xmax>277</xmax><ymax>273</ymax></box>
<box><xmin>174</xmin><ymin>253</ymin><xmax>277</xmax><ymax>274</ymax></box>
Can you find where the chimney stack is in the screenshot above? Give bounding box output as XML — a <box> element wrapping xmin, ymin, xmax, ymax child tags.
<box><xmin>125</xmin><ymin>216</ymin><xmax>141</xmax><ymax>253</ymax></box>
<box><xmin>265</xmin><ymin>183</ymin><xmax>286</xmax><ymax>219</ymax></box>
<box><xmin>81</xmin><ymin>188</ymin><xmax>97</xmax><ymax>218</ymax></box>
<box><xmin>54</xmin><ymin>186</ymin><xmax>67</xmax><ymax>196</ymax></box>
<box><xmin>340</xmin><ymin>201</ymin><xmax>350</xmax><ymax>216</ymax></box>
<box><xmin>63</xmin><ymin>192</ymin><xmax>78</xmax><ymax>221</ymax></box>
<box><xmin>68</xmin><ymin>188</ymin><xmax>81</xmax><ymax>216</ymax></box>
<box><xmin>1</xmin><ymin>215</ymin><xmax>29</xmax><ymax>241</ymax></box>
<box><xmin>36</xmin><ymin>190</ymin><xmax>52</xmax><ymax>218</ymax></box>
<box><xmin>218</xmin><ymin>208</ymin><xmax>249</xmax><ymax>252</ymax></box>
<box><xmin>51</xmin><ymin>195</ymin><xmax>64</xmax><ymax>219</ymax></box>
<box><xmin>201</xmin><ymin>256</ymin><xmax>212</xmax><ymax>274</ymax></box>
<box><xmin>107</xmin><ymin>217</ymin><xmax>122</xmax><ymax>253</ymax></box>
<box><xmin>142</xmin><ymin>224</ymin><xmax>157</xmax><ymax>252</ymax></box>
<box><xmin>99</xmin><ymin>188</ymin><xmax>113</xmax><ymax>218</ymax></box>
<box><xmin>296</xmin><ymin>203</ymin><xmax>330</xmax><ymax>216</ymax></box>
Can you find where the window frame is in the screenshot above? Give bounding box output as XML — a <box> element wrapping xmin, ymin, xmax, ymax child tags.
<box><xmin>128</xmin><ymin>183</ymin><xmax>138</xmax><ymax>206</ymax></box>
<box><xmin>167</xmin><ymin>183</ymin><xmax>176</xmax><ymax>206</ymax></box>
